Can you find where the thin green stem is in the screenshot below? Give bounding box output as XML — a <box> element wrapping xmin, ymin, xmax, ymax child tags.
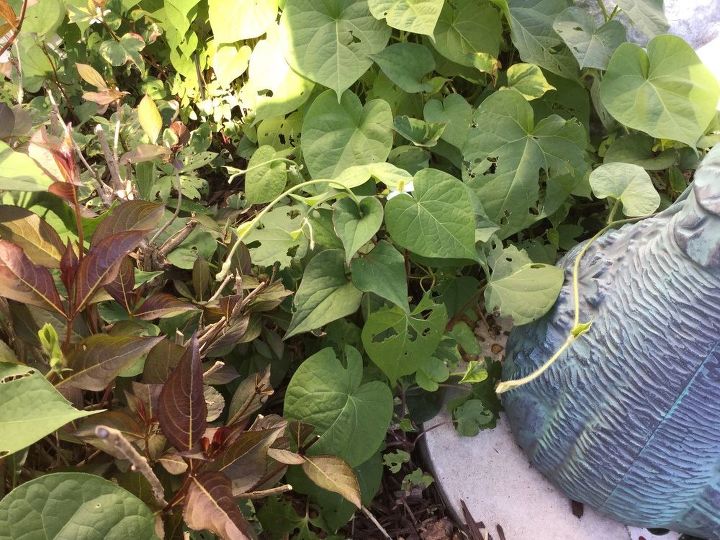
<box><xmin>596</xmin><ymin>0</ymin><xmax>610</xmax><ymax>21</ymax></box>
<box><xmin>607</xmin><ymin>198</ymin><xmax>620</xmax><ymax>225</ymax></box>
<box><xmin>216</xmin><ymin>179</ymin><xmax>357</xmax><ymax>281</ymax></box>
<box><xmin>227</xmin><ymin>158</ymin><xmax>298</xmax><ymax>182</ymax></box>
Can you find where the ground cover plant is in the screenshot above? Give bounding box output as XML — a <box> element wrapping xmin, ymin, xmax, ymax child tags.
<box><xmin>0</xmin><ymin>0</ymin><xmax>719</xmax><ymax>537</ymax></box>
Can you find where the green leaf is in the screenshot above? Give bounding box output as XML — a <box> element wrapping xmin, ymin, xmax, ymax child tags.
<box><xmin>280</xmin><ymin>0</ymin><xmax>391</xmax><ymax>96</ymax></box>
<box><xmin>463</xmin><ymin>88</ymin><xmax>587</xmax><ymax>237</ymax></box>
<box><xmin>302</xmin><ymin>455</ymin><xmax>361</xmax><ymax>508</ymax></box>
<box><xmin>209</xmin><ymin>0</ymin><xmax>278</xmax><ymax>43</ymax></box>
<box><xmin>385</xmin><ymin>169</ymin><xmax>476</xmax><ymax>259</ymax></box>
<box><xmin>423</xmin><ymin>93</ymin><xmax>472</xmax><ymax>149</ymax></box>
<box><xmin>432</xmin><ymin>0</ymin><xmax>502</xmax><ymax>67</ymax></box>
<box><xmin>453</xmin><ymin>399</ymin><xmax>493</xmax><ymax>436</ymax></box>
<box><xmin>99</xmin><ymin>33</ymin><xmax>145</xmax><ymax>68</ymax></box>
<box><xmin>0</xmin><ymin>363</ymin><xmax>97</xmax><ymax>457</ymax></box>
<box><xmin>333</xmin><ymin>197</ymin><xmax>384</xmax><ymax>264</ymax></box>
<box><xmin>213</xmin><ymin>43</ymin><xmax>251</xmax><ymax>88</ymax></box>
<box><xmin>506</xmin><ymin>63</ymin><xmax>555</xmax><ymax>100</ymax></box>
<box><xmin>241</xmin><ymin>25</ymin><xmax>315</xmax><ymax>122</ymax></box>
<box><xmin>286</xmin><ymin>250</ymin><xmax>363</xmax><ymax>338</ymax></box>
<box><xmin>284</xmin><ymin>346</ymin><xmax>393</xmax><ymax>466</ymax></box>
<box><xmin>599</xmin><ymin>35</ymin><xmax>720</xmax><ymax>147</ymax></box>
<box><xmin>0</xmin><ymin>473</ymin><xmax>157</xmax><ymax>539</ymax></box>
<box><xmin>0</xmin><ymin>140</ymin><xmax>54</xmax><ymax>192</ymax></box>
<box><xmin>589</xmin><ymin>162</ymin><xmax>660</xmax><ymax>217</ymax></box>
<box><xmin>393</xmin><ymin>116</ymin><xmax>446</xmax><ymax>147</ymax></box>
<box><xmin>245</xmin><ymin>145</ymin><xmax>288</xmax><ymax>204</ymax></box>
<box><xmin>361</xmin><ymin>297</ymin><xmax>447</xmax><ymax>384</ymax></box>
<box><xmin>368</xmin><ymin>0</ymin><xmax>444</xmax><ymax>35</ymax></box>
<box><xmin>615</xmin><ymin>0</ymin><xmax>668</xmax><ymax>40</ymax></box>
<box><xmin>415</xmin><ymin>355</ymin><xmax>449</xmax><ymax>391</ymax></box>
<box><xmin>603</xmin><ymin>133</ymin><xmax>676</xmax><ymax>171</ymax></box>
<box><xmin>138</xmin><ymin>95</ymin><xmax>162</xmax><ymax>143</ymax></box>
<box><xmin>499</xmin><ymin>0</ymin><xmax>578</xmax><ymax>79</ymax></box>
<box><xmin>370</xmin><ymin>42</ymin><xmax>435</xmax><ymax>93</ymax></box>
<box><xmin>485</xmin><ymin>253</ymin><xmax>564</xmax><ymax>325</ymax></box>
<box><xmin>350</xmin><ymin>240</ymin><xmax>409</xmax><ymax>311</ymax></box>
<box><xmin>552</xmin><ymin>7</ymin><xmax>626</xmax><ymax>70</ymax></box>
<box><xmin>301</xmin><ymin>89</ymin><xmax>393</xmax><ymax>178</ymax></box>
<box><xmin>459</xmin><ymin>360</ymin><xmax>489</xmax><ymax>384</ymax></box>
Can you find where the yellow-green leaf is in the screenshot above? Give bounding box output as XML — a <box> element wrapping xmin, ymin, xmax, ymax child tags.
<box><xmin>137</xmin><ymin>94</ymin><xmax>162</xmax><ymax>143</ymax></box>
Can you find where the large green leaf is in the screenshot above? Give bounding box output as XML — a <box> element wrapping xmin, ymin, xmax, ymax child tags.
<box><xmin>385</xmin><ymin>168</ymin><xmax>476</xmax><ymax>259</ymax></box>
<box><xmin>286</xmin><ymin>250</ymin><xmax>363</xmax><ymax>338</ymax></box>
<box><xmin>280</xmin><ymin>0</ymin><xmax>391</xmax><ymax>96</ymax></box>
<box><xmin>284</xmin><ymin>346</ymin><xmax>393</xmax><ymax>466</ymax></box>
<box><xmin>589</xmin><ymin>162</ymin><xmax>660</xmax><ymax>217</ymax></box>
<box><xmin>370</xmin><ymin>42</ymin><xmax>435</xmax><ymax>93</ymax></box>
<box><xmin>495</xmin><ymin>0</ymin><xmax>578</xmax><ymax>79</ymax></box>
<box><xmin>599</xmin><ymin>35</ymin><xmax>720</xmax><ymax>147</ymax></box>
<box><xmin>431</xmin><ymin>0</ymin><xmax>502</xmax><ymax>67</ymax></box>
<box><xmin>333</xmin><ymin>197</ymin><xmax>384</xmax><ymax>264</ymax></box>
<box><xmin>241</xmin><ymin>25</ymin><xmax>315</xmax><ymax>122</ymax></box>
<box><xmin>552</xmin><ymin>7</ymin><xmax>626</xmax><ymax>70</ymax></box>
<box><xmin>245</xmin><ymin>145</ymin><xmax>288</xmax><ymax>204</ymax></box>
<box><xmin>368</xmin><ymin>0</ymin><xmax>444</xmax><ymax>35</ymax></box>
<box><xmin>212</xmin><ymin>43</ymin><xmax>251</xmax><ymax>88</ymax></box>
<box><xmin>0</xmin><ymin>141</ymin><xmax>54</xmax><ymax>192</ymax></box>
<box><xmin>350</xmin><ymin>240</ymin><xmax>409</xmax><ymax>311</ymax></box>
<box><xmin>0</xmin><ymin>473</ymin><xmax>157</xmax><ymax>539</ymax></box>
<box><xmin>0</xmin><ymin>363</ymin><xmax>97</xmax><ymax>457</ymax></box>
<box><xmin>301</xmin><ymin>89</ymin><xmax>393</xmax><ymax>178</ymax></box>
<box><xmin>361</xmin><ymin>296</ymin><xmax>447</xmax><ymax>384</ymax></box>
<box><xmin>209</xmin><ymin>0</ymin><xmax>278</xmax><ymax>42</ymax></box>
<box><xmin>485</xmin><ymin>249</ymin><xmax>563</xmax><ymax>325</ymax></box>
<box><xmin>615</xmin><ymin>0</ymin><xmax>668</xmax><ymax>40</ymax></box>
<box><xmin>463</xmin><ymin>88</ymin><xmax>587</xmax><ymax>237</ymax></box>
<box><xmin>423</xmin><ymin>93</ymin><xmax>472</xmax><ymax>149</ymax></box>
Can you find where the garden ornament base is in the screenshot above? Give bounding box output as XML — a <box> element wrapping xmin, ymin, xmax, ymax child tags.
<box><xmin>503</xmin><ymin>145</ymin><xmax>720</xmax><ymax>538</ymax></box>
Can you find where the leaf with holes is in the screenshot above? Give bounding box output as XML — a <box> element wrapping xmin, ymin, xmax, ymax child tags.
<box><xmin>284</xmin><ymin>347</ymin><xmax>393</xmax><ymax>466</ymax></box>
<box><xmin>302</xmin><ymin>455</ymin><xmax>362</xmax><ymax>508</ymax></box>
<box><xmin>589</xmin><ymin>162</ymin><xmax>660</xmax><ymax>217</ymax></box>
<box><xmin>385</xmin><ymin>168</ymin><xmax>476</xmax><ymax>259</ymax></box>
<box><xmin>368</xmin><ymin>0</ymin><xmax>443</xmax><ymax>35</ymax></box>
<box><xmin>0</xmin><ymin>473</ymin><xmax>157</xmax><ymax>539</ymax></box>
<box><xmin>183</xmin><ymin>472</ymin><xmax>255</xmax><ymax>540</ymax></box>
<box><xmin>333</xmin><ymin>197</ymin><xmax>384</xmax><ymax>264</ymax></box>
<box><xmin>301</xmin><ymin>89</ymin><xmax>393</xmax><ymax>178</ymax></box>
<box><xmin>0</xmin><ymin>240</ymin><xmax>65</xmax><ymax>316</ymax></box>
<box><xmin>463</xmin><ymin>88</ymin><xmax>587</xmax><ymax>237</ymax></box>
<box><xmin>56</xmin><ymin>335</ymin><xmax>163</xmax><ymax>392</ymax></box>
<box><xmin>157</xmin><ymin>336</ymin><xmax>207</xmax><ymax>451</ymax></box>
<box><xmin>0</xmin><ymin>363</ymin><xmax>97</xmax><ymax>456</ymax></box>
<box><xmin>599</xmin><ymin>35</ymin><xmax>720</xmax><ymax>147</ymax></box>
<box><xmin>553</xmin><ymin>7</ymin><xmax>626</xmax><ymax>70</ymax></box>
<box><xmin>72</xmin><ymin>230</ymin><xmax>148</xmax><ymax>314</ymax></box>
<box><xmin>361</xmin><ymin>296</ymin><xmax>448</xmax><ymax>384</ymax></box>
<box><xmin>280</xmin><ymin>0</ymin><xmax>390</xmax><ymax>96</ymax></box>
<box><xmin>285</xmin><ymin>249</ymin><xmax>363</xmax><ymax>338</ymax></box>
<box><xmin>0</xmin><ymin>205</ymin><xmax>65</xmax><ymax>267</ymax></box>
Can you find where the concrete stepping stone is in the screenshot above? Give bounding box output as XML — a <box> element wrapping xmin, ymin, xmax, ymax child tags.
<box><xmin>422</xmin><ymin>411</ymin><xmax>682</xmax><ymax>540</ymax></box>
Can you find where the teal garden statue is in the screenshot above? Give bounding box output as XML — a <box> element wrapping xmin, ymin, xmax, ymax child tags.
<box><xmin>503</xmin><ymin>145</ymin><xmax>720</xmax><ymax>539</ymax></box>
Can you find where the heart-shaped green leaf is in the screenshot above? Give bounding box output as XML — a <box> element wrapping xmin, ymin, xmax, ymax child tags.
<box><xmin>284</xmin><ymin>346</ymin><xmax>393</xmax><ymax>466</ymax></box>
<box><xmin>589</xmin><ymin>162</ymin><xmax>660</xmax><ymax>217</ymax></box>
<box><xmin>432</xmin><ymin>0</ymin><xmax>502</xmax><ymax>67</ymax></box>
<box><xmin>302</xmin><ymin>90</ymin><xmax>393</xmax><ymax>178</ymax></box>
<box><xmin>600</xmin><ymin>35</ymin><xmax>720</xmax><ymax>147</ymax></box>
<box><xmin>333</xmin><ymin>197</ymin><xmax>384</xmax><ymax>264</ymax></box>
<box><xmin>350</xmin><ymin>240</ymin><xmax>409</xmax><ymax>311</ymax></box>
<box><xmin>385</xmin><ymin>168</ymin><xmax>476</xmax><ymax>259</ymax></box>
<box><xmin>553</xmin><ymin>7</ymin><xmax>626</xmax><ymax>70</ymax></box>
<box><xmin>368</xmin><ymin>0</ymin><xmax>443</xmax><ymax>35</ymax></box>
<box><xmin>370</xmin><ymin>42</ymin><xmax>435</xmax><ymax>93</ymax></box>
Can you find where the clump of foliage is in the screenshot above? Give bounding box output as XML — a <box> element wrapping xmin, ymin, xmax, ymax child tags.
<box><xmin>0</xmin><ymin>0</ymin><xmax>718</xmax><ymax>537</ymax></box>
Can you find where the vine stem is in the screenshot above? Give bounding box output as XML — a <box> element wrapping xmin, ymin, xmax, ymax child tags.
<box><xmin>215</xmin><ymin>178</ymin><xmax>359</xmax><ymax>281</ymax></box>
<box><xmin>0</xmin><ymin>0</ymin><xmax>28</xmax><ymax>58</ymax></box>
<box><xmin>596</xmin><ymin>0</ymin><xmax>610</xmax><ymax>21</ymax></box>
<box><xmin>497</xmin><ymin>214</ymin><xmax>650</xmax><ymax>394</ymax></box>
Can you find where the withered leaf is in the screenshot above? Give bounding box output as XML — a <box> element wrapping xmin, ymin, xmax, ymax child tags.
<box><xmin>302</xmin><ymin>455</ymin><xmax>361</xmax><ymax>508</ymax></box>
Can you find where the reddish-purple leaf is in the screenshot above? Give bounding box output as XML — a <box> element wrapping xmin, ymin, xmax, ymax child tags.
<box><xmin>183</xmin><ymin>471</ymin><xmax>255</xmax><ymax>540</ymax></box>
<box><xmin>209</xmin><ymin>427</ymin><xmax>285</xmax><ymax>494</ymax></box>
<box><xmin>0</xmin><ymin>240</ymin><xmax>65</xmax><ymax>316</ymax></box>
<box><xmin>56</xmin><ymin>334</ymin><xmax>163</xmax><ymax>391</ymax></box>
<box><xmin>157</xmin><ymin>336</ymin><xmax>207</xmax><ymax>451</ymax></box>
<box><xmin>0</xmin><ymin>205</ymin><xmax>65</xmax><ymax>267</ymax></box>
<box><xmin>104</xmin><ymin>256</ymin><xmax>136</xmax><ymax>312</ymax></box>
<box><xmin>142</xmin><ymin>339</ymin><xmax>185</xmax><ymax>384</ymax></box>
<box><xmin>72</xmin><ymin>229</ymin><xmax>147</xmax><ymax>315</ymax></box>
<box><xmin>60</xmin><ymin>240</ymin><xmax>79</xmax><ymax>292</ymax></box>
<box><xmin>92</xmin><ymin>200</ymin><xmax>165</xmax><ymax>244</ymax></box>
<box><xmin>133</xmin><ymin>293</ymin><xmax>198</xmax><ymax>320</ymax></box>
